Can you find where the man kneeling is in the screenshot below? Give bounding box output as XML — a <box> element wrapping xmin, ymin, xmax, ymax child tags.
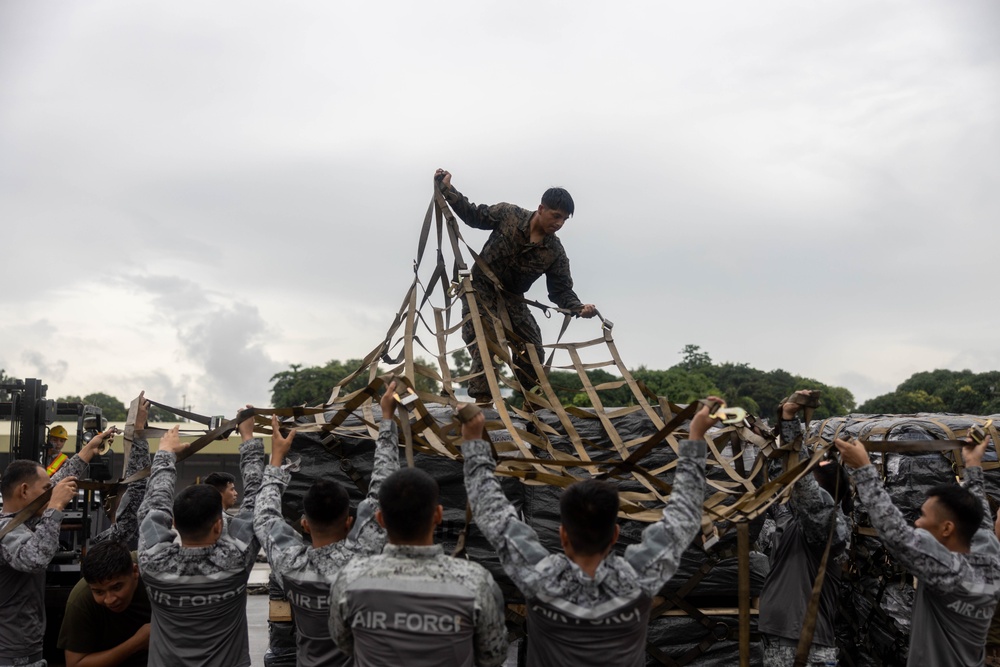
<box><xmin>59</xmin><ymin>541</ymin><xmax>151</xmax><ymax>667</ymax></box>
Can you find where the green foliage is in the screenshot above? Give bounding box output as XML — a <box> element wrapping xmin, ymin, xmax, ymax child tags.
<box><xmin>631</xmin><ymin>366</ymin><xmax>721</xmax><ymax>405</ymax></box>
<box><xmin>270</xmin><ymin>357</ymin><xmax>441</xmax><ymax>408</ymax></box>
<box><xmin>56</xmin><ymin>393</ymin><xmax>128</xmax><ymax>420</ymax></box>
<box><xmin>858</xmin><ymin>369</ymin><xmax>1000</xmax><ymax>415</ymax></box>
<box><xmin>679</xmin><ymin>344</ymin><xmax>712</xmax><ymax>371</ymax></box>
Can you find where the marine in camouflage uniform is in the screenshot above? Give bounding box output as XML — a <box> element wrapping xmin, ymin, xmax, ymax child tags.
<box><xmin>439</xmin><ymin>173</ymin><xmax>594</xmax><ymax>401</ymax></box>
<box><xmin>461</xmin><ymin>433</ymin><xmax>708</xmax><ymax>667</ymax></box>
<box><xmin>137</xmin><ymin>433</ymin><xmax>265</xmax><ymax>667</ymax></box>
<box><xmin>0</xmin><ymin>452</ymin><xmax>93</xmax><ymax>667</ymax></box>
<box><xmin>847</xmin><ymin>447</ymin><xmax>1000</xmax><ymax>666</ymax></box>
<box><xmin>253</xmin><ymin>419</ymin><xmax>400</xmax><ymax>667</ymax></box>
<box><xmin>328</xmin><ymin>541</ymin><xmax>508</xmax><ymax>667</ymax></box>
<box><xmin>758</xmin><ymin>420</ymin><xmax>847</xmax><ymax>667</ymax></box>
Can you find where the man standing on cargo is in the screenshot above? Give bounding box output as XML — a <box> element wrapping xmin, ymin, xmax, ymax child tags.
<box><xmin>460</xmin><ymin>398</ymin><xmax>719</xmax><ymax>666</ymax></box>
<box><xmin>137</xmin><ymin>412</ymin><xmax>264</xmax><ymax>667</ymax></box>
<box><xmin>435</xmin><ymin>168</ymin><xmax>598</xmax><ymax>404</ymax></box>
<box><xmin>836</xmin><ymin>434</ymin><xmax>1000</xmax><ymax>666</ymax></box>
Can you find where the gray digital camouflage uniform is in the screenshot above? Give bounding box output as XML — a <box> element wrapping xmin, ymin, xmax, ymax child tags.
<box><xmin>852</xmin><ymin>461</ymin><xmax>1000</xmax><ymax>666</ymax></box>
<box><xmin>138</xmin><ymin>437</ymin><xmax>264</xmax><ymax>667</ymax></box>
<box><xmin>253</xmin><ymin>420</ymin><xmax>400</xmax><ymax>667</ymax></box>
<box><xmin>443</xmin><ymin>185</ymin><xmax>584</xmax><ymax>399</ymax></box>
<box><xmin>91</xmin><ymin>436</ymin><xmax>151</xmax><ymax>550</ymax></box>
<box><xmin>328</xmin><ymin>542</ymin><xmax>508</xmax><ymax>667</ymax></box>
<box><xmin>758</xmin><ymin>421</ymin><xmax>847</xmax><ymax>666</ymax></box>
<box><xmin>0</xmin><ymin>453</ymin><xmax>91</xmax><ymax>666</ymax></box>
<box><xmin>462</xmin><ymin>436</ymin><xmax>708</xmax><ymax>667</ymax></box>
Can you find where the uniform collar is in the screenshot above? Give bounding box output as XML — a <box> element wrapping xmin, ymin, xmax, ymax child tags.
<box><xmin>383</xmin><ymin>544</ymin><xmax>444</xmax><ymax>559</ymax></box>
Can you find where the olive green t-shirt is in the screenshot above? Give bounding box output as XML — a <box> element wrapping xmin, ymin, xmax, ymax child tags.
<box><xmin>57</xmin><ymin>573</ymin><xmax>151</xmax><ymax>667</ymax></box>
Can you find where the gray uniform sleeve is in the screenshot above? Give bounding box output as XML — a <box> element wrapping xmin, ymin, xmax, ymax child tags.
<box><xmin>475</xmin><ymin>577</ymin><xmax>509</xmax><ymax>667</ymax></box>
<box><xmin>52</xmin><ymin>451</ymin><xmax>90</xmax><ymax>483</ymax></box>
<box><xmin>962</xmin><ymin>466</ymin><xmax>1000</xmax><ymax>555</ymax></box>
<box><xmin>0</xmin><ymin>509</ymin><xmax>64</xmax><ymax>573</ymax></box>
<box><xmin>93</xmin><ymin>436</ymin><xmax>151</xmax><ymax>549</ymax></box>
<box><xmin>253</xmin><ymin>466</ymin><xmax>306</xmax><ymax>585</ymax></box>
<box><xmin>237</xmin><ymin>437</ymin><xmax>265</xmax><ymax>515</ymax></box>
<box><xmin>782</xmin><ymin>421</ymin><xmax>848</xmax><ymax>550</ymax></box>
<box><xmin>343</xmin><ymin>420</ymin><xmax>400</xmax><ymax>552</ymax></box>
<box><xmin>328</xmin><ymin>565</ymin><xmax>355</xmax><ymax>657</ymax></box>
<box><xmin>853</xmin><ymin>464</ymin><xmax>969</xmax><ymax>590</ymax></box>
<box><xmin>625</xmin><ymin>439</ymin><xmax>708</xmax><ymax>596</ymax></box>
<box><xmin>138</xmin><ymin>449</ymin><xmax>179</xmax><ymax>555</ymax></box>
<box><xmin>462</xmin><ymin>438</ymin><xmax>551</xmax><ymax>598</ymax></box>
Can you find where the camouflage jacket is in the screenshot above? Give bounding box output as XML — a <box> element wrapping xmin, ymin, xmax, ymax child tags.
<box><xmin>329</xmin><ymin>543</ymin><xmax>508</xmax><ymax>667</ymax></box>
<box><xmin>852</xmin><ymin>462</ymin><xmax>1000</xmax><ymax>666</ymax></box>
<box><xmin>0</xmin><ymin>451</ymin><xmax>91</xmax><ymax>660</ymax></box>
<box><xmin>461</xmin><ymin>437</ymin><xmax>706</xmax><ymax>667</ymax></box>
<box><xmin>443</xmin><ymin>185</ymin><xmax>583</xmax><ymax>310</ymax></box>
<box><xmin>137</xmin><ymin>438</ymin><xmax>265</xmax><ymax>667</ymax></box>
<box><xmin>757</xmin><ymin>421</ymin><xmax>849</xmax><ymax>646</ymax></box>
<box><xmin>92</xmin><ymin>436</ymin><xmax>151</xmax><ymax>550</ymax></box>
<box><xmin>253</xmin><ymin>421</ymin><xmax>400</xmax><ymax>667</ymax></box>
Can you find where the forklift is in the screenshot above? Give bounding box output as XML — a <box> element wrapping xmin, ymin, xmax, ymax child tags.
<box><xmin>0</xmin><ymin>377</ymin><xmax>115</xmax><ymax>665</ymax></box>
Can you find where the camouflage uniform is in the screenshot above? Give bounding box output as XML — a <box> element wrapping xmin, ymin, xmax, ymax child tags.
<box><xmin>91</xmin><ymin>436</ymin><xmax>151</xmax><ymax>550</ymax></box>
<box><xmin>328</xmin><ymin>542</ymin><xmax>508</xmax><ymax>667</ymax></box>
<box><xmin>0</xmin><ymin>453</ymin><xmax>91</xmax><ymax>666</ymax></box>
<box><xmin>852</xmin><ymin>461</ymin><xmax>1000</xmax><ymax>666</ymax></box>
<box><xmin>759</xmin><ymin>421</ymin><xmax>848</xmax><ymax>666</ymax></box>
<box><xmin>137</xmin><ymin>437</ymin><xmax>265</xmax><ymax>667</ymax></box>
<box><xmin>461</xmin><ymin>436</ymin><xmax>708</xmax><ymax>667</ymax></box>
<box><xmin>253</xmin><ymin>420</ymin><xmax>400</xmax><ymax>667</ymax></box>
<box><xmin>443</xmin><ymin>185</ymin><xmax>584</xmax><ymax>399</ymax></box>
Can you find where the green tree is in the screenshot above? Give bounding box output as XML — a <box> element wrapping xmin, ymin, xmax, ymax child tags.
<box><xmin>270</xmin><ymin>357</ymin><xmax>441</xmax><ymax>408</ymax></box>
<box><xmin>680</xmin><ymin>344</ymin><xmax>712</xmax><ymax>371</ymax></box>
<box><xmin>858</xmin><ymin>369</ymin><xmax>1000</xmax><ymax>415</ymax></box>
<box><xmin>82</xmin><ymin>392</ymin><xmax>128</xmax><ymax>421</ymax></box>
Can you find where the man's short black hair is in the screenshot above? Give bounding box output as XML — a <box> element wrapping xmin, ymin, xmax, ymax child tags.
<box><xmin>813</xmin><ymin>460</ymin><xmax>853</xmax><ymax>515</ymax></box>
<box><xmin>541</xmin><ymin>187</ymin><xmax>574</xmax><ymax>216</ymax></box>
<box><xmin>378</xmin><ymin>468</ymin><xmax>439</xmax><ymax>542</ymax></box>
<box><xmin>1</xmin><ymin>460</ymin><xmax>44</xmax><ymax>499</ymax></box>
<box><xmin>203</xmin><ymin>472</ymin><xmax>235</xmax><ymax>493</ymax></box>
<box><xmin>303</xmin><ymin>480</ymin><xmax>351</xmax><ymax>530</ymax></box>
<box><xmin>560</xmin><ymin>479</ymin><xmax>619</xmax><ymax>555</ymax></box>
<box><xmin>173</xmin><ymin>484</ymin><xmax>223</xmax><ymax>540</ymax></box>
<box><xmin>927</xmin><ymin>483</ymin><xmax>984</xmax><ymax>546</ymax></box>
<box><xmin>82</xmin><ymin>540</ymin><xmax>134</xmax><ymax>584</ymax></box>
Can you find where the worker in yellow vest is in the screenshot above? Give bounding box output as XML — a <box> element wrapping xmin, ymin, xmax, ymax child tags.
<box><xmin>46</xmin><ymin>424</ymin><xmax>70</xmax><ymax>476</ymax></box>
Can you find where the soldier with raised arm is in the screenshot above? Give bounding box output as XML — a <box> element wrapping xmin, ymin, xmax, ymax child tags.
<box><xmin>836</xmin><ymin>433</ymin><xmax>1000</xmax><ymax>666</ymax></box>
<box><xmin>253</xmin><ymin>383</ymin><xmax>401</xmax><ymax>667</ymax></box>
<box><xmin>461</xmin><ymin>398</ymin><xmax>717</xmax><ymax>666</ymax></box>
<box><xmin>1</xmin><ymin>427</ymin><xmax>117</xmax><ymax>667</ymax></box>
<box><xmin>435</xmin><ymin>168</ymin><xmax>597</xmax><ymax>404</ymax></box>
<box><xmin>758</xmin><ymin>391</ymin><xmax>851</xmax><ymax>666</ymax></box>
<box><xmin>137</xmin><ymin>411</ymin><xmax>264</xmax><ymax>667</ymax></box>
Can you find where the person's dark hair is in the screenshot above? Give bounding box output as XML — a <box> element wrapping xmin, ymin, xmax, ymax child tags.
<box><xmin>927</xmin><ymin>483</ymin><xmax>984</xmax><ymax>546</ymax></box>
<box><xmin>813</xmin><ymin>460</ymin><xmax>853</xmax><ymax>515</ymax></box>
<box><xmin>378</xmin><ymin>468</ymin><xmax>439</xmax><ymax>542</ymax></box>
<box><xmin>173</xmin><ymin>485</ymin><xmax>223</xmax><ymax>540</ymax></box>
<box><xmin>560</xmin><ymin>479</ymin><xmax>620</xmax><ymax>555</ymax></box>
<box><xmin>303</xmin><ymin>480</ymin><xmax>351</xmax><ymax>530</ymax></box>
<box><xmin>81</xmin><ymin>540</ymin><xmax>134</xmax><ymax>583</ymax></box>
<box><xmin>202</xmin><ymin>472</ymin><xmax>235</xmax><ymax>493</ymax></box>
<box><xmin>1</xmin><ymin>460</ymin><xmax>44</xmax><ymax>499</ymax></box>
<box><xmin>541</xmin><ymin>187</ymin><xmax>574</xmax><ymax>216</ymax></box>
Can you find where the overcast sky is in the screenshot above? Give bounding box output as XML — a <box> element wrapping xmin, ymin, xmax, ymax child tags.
<box><xmin>2</xmin><ymin>1</ymin><xmax>997</xmax><ymax>417</ymax></box>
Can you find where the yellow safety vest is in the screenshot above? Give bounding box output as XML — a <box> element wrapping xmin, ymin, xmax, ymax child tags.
<box><xmin>46</xmin><ymin>453</ymin><xmax>68</xmax><ymax>476</ymax></box>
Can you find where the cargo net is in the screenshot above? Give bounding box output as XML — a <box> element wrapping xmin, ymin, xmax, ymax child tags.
<box><xmin>268</xmin><ymin>183</ymin><xmax>823</xmax><ymax>537</ymax></box>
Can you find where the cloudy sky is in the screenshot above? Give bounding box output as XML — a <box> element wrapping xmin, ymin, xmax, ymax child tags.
<box><xmin>2</xmin><ymin>1</ymin><xmax>997</xmax><ymax>416</ymax></box>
